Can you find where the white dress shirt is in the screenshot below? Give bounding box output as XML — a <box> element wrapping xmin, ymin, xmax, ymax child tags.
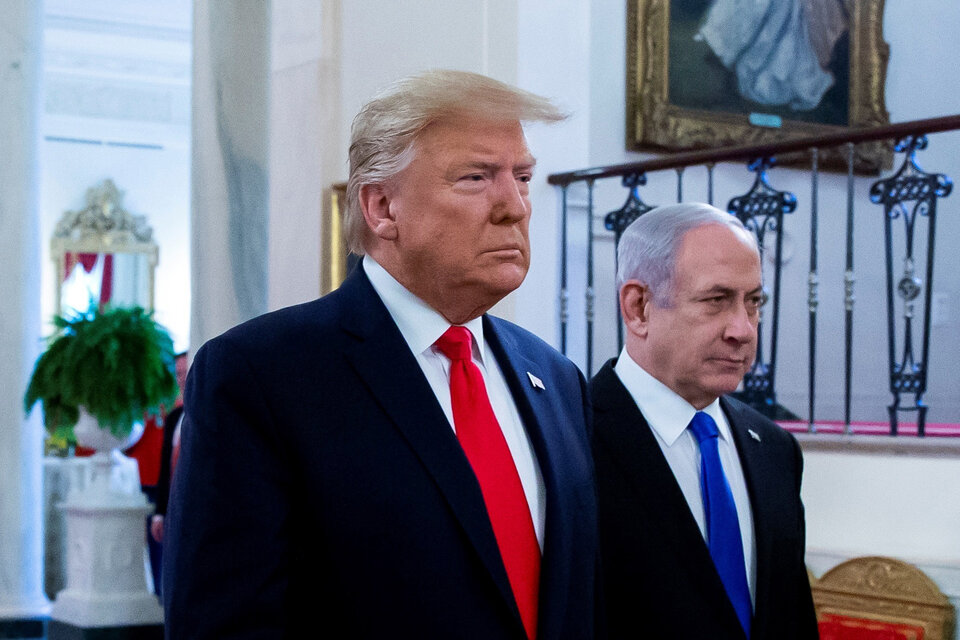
<box><xmin>363</xmin><ymin>257</ymin><xmax>545</xmax><ymax>548</ymax></box>
<box><xmin>614</xmin><ymin>348</ymin><xmax>757</xmax><ymax>605</ymax></box>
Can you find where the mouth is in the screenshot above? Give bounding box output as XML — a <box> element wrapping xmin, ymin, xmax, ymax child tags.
<box><xmin>709</xmin><ymin>357</ymin><xmax>749</xmax><ymax>368</ymax></box>
<box><xmin>484</xmin><ymin>246</ymin><xmax>525</xmax><ymax>259</ymax></box>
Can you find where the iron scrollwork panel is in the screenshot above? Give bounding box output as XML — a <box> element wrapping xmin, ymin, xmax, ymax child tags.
<box><xmin>604</xmin><ymin>173</ymin><xmax>657</xmax><ymax>243</ymax></box>
<box><xmin>728</xmin><ymin>158</ymin><xmax>798</xmax><ymax>419</ymax></box>
<box><xmin>869</xmin><ymin>135</ymin><xmax>952</xmax><ymax>435</ymax></box>
<box><xmin>604</xmin><ymin>173</ymin><xmax>657</xmax><ymax>352</ymax></box>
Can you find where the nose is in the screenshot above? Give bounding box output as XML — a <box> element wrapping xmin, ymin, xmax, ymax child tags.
<box><xmin>724</xmin><ymin>302</ymin><xmax>758</xmax><ymax>345</ymax></box>
<box><xmin>491</xmin><ymin>173</ymin><xmax>529</xmax><ymax>223</ymax></box>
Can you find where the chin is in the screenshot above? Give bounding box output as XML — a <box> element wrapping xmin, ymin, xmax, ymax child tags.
<box><xmin>708</xmin><ymin>377</ymin><xmax>746</xmax><ymax>399</ymax></box>
<box><xmin>489</xmin><ymin>264</ymin><xmax>528</xmax><ymax>290</ymax></box>
<box><xmin>485</xmin><ymin>281</ymin><xmax>524</xmax><ymax>302</ymax></box>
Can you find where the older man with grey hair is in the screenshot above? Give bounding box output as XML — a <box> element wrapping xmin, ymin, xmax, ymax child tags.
<box><xmin>163</xmin><ymin>70</ymin><xmax>600</xmax><ymax>639</ymax></box>
<box><xmin>590</xmin><ymin>202</ymin><xmax>818</xmax><ymax>639</ymax></box>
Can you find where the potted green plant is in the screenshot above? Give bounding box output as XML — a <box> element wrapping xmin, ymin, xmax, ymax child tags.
<box><xmin>25</xmin><ymin>304</ymin><xmax>179</xmax><ymax>452</ymax></box>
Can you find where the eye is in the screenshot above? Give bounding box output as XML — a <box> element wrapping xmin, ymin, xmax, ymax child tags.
<box><xmin>697</xmin><ymin>296</ymin><xmax>727</xmax><ymax>312</ymax></box>
<box><xmin>462</xmin><ymin>174</ymin><xmax>485</xmax><ymax>182</ymax></box>
<box><xmin>747</xmin><ymin>293</ymin><xmax>767</xmax><ymax>308</ymax></box>
<box><xmin>516</xmin><ymin>174</ymin><xmax>532</xmax><ymax>183</ymax></box>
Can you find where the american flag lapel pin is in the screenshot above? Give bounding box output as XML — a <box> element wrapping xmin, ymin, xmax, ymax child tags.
<box><xmin>526</xmin><ymin>372</ymin><xmax>545</xmax><ymax>391</ymax></box>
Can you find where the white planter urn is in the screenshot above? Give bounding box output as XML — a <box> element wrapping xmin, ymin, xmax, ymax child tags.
<box><xmin>50</xmin><ymin>408</ymin><xmax>163</xmax><ymax>629</ymax></box>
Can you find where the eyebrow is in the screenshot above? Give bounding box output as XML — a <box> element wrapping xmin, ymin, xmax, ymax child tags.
<box><xmin>700</xmin><ymin>284</ymin><xmax>764</xmax><ymax>297</ymax></box>
<box><xmin>455</xmin><ymin>157</ymin><xmax>537</xmax><ymax>172</ymax></box>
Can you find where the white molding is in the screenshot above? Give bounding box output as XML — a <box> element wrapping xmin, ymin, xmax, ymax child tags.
<box><xmin>797</xmin><ymin>432</ymin><xmax>960</xmax><ymax>456</ymax></box>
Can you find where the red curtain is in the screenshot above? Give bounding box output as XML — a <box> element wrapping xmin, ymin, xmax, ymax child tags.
<box><xmin>64</xmin><ymin>252</ymin><xmax>114</xmax><ymax>307</ymax></box>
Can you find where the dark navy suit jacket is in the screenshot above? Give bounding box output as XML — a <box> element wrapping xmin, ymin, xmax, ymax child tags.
<box><xmin>163</xmin><ymin>264</ymin><xmax>599</xmax><ymax>639</ymax></box>
<box><xmin>590</xmin><ymin>359</ymin><xmax>818</xmax><ymax>640</ymax></box>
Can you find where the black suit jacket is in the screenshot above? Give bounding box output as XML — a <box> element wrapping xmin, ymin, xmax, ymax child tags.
<box><xmin>163</xmin><ymin>264</ymin><xmax>600</xmax><ymax>639</ymax></box>
<box><xmin>154</xmin><ymin>404</ymin><xmax>183</xmax><ymax>518</ymax></box>
<box><xmin>590</xmin><ymin>359</ymin><xmax>817</xmax><ymax>640</ymax></box>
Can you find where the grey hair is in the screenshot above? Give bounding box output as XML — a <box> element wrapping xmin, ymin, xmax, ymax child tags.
<box><xmin>344</xmin><ymin>69</ymin><xmax>566</xmax><ymax>254</ymax></box>
<box><xmin>616</xmin><ymin>202</ymin><xmax>758</xmax><ymax>306</ymax></box>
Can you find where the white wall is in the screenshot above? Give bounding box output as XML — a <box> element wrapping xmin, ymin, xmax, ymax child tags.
<box><xmin>267</xmin><ymin>1</ymin><xmax>328</xmax><ymax>313</ymax></box>
<box><xmin>804</xmin><ymin>448</ymin><xmax>960</xmax><ymax>562</ymax></box>
<box><xmin>513</xmin><ymin>0</ymin><xmax>593</xmax><ymax>343</ymax></box>
<box><xmin>338</xmin><ymin>0</ymin><xmax>523</xmax><ymax>166</ymax></box>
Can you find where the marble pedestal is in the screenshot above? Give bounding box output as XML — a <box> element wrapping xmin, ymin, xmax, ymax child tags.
<box><xmin>50</xmin><ymin>453</ymin><xmax>162</xmax><ymax>637</ymax></box>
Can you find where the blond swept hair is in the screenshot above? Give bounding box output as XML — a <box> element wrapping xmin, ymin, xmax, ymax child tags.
<box><xmin>344</xmin><ymin>69</ymin><xmax>565</xmax><ymax>254</ymax></box>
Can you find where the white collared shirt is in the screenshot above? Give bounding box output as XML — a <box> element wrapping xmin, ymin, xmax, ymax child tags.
<box><xmin>614</xmin><ymin>347</ymin><xmax>756</xmax><ymax>605</ymax></box>
<box><xmin>363</xmin><ymin>257</ymin><xmax>545</xmax><ymax>548</ymax></box>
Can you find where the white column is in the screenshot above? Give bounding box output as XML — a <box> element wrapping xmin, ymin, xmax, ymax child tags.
<box><xmin>191</xmin><ymin>1</ymin><xmax>339</xmax><ymax>353</ymax></box>
<box><xmin>0</xmin><ymin>0</ymin><xmax>52</xmax><ymax>627</ymax></box>
<box><xmin>190</xmin><ymin>1</ymin><xmax>271</xmax><ymax>351</ymax></box>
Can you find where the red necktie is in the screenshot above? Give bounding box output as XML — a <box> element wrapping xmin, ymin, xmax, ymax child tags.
<box><xmin>435</xmin><ymin>326</ymin><xmax>540</xmax><ymax>640</ymax></box>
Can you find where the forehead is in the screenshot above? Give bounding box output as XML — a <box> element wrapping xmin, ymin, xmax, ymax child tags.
<box><xmin>414</xmin><ymin>116</ymin><xmax>533</xmax><ymax>162</ymax></box>
<box><xmin>675</xmin><ymin>224</ymin><xmax>761</xmax><ymax>291</ymax></box>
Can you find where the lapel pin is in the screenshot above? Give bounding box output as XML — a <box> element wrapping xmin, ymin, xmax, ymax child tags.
<box><xmin>526</xmin><ymin>372</ymin><xmax>545</xmax><ymax>390</ymax></box>
<box><xmin>748</xmin><ymin>429</ymin><xmax>761</xmax><ymax>442</ymax></box>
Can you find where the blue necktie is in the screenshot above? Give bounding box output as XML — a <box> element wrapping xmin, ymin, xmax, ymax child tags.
<box><xmin>689</xmin><ymin>411</ymin><xmax>752</xmax><ymax>638</ymax></box>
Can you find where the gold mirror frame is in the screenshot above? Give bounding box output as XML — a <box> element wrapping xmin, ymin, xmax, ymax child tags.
<box><xmin>627</xmin><ymin>0</ymin><xmax>892</xmax><ymax>172</ymax></box>
<box><xmin>51</xmin><ymin>179</ymin><xmax>158</xmax><ymax>315</ymax></box>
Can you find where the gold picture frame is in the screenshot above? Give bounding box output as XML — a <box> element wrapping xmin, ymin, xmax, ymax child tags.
<box><xmin>627</xmin><ymin>0</ymin><xmax>892</xmax><ymax>172</ymax></box>
<box><xmin>320</xmin><ymin>182</ymin><xmax>351</xmax><ymax>294</ymax></box>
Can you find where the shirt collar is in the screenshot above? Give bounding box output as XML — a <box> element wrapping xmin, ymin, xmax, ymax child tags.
<box><xmin>613</xmin><ymin>347</ymin><xmax>730</xmax><ymax>446</ymax></box>
<box><xmin>362</xmin><ymin>256</ymin><xmax>486</xmax><ymax>361</ymax></box>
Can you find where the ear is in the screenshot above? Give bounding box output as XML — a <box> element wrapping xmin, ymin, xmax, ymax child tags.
<box><xmin>619</xmin><ymin>279</ymin><xmax>653</xmax><ymax>339</ymax></box>
<box><xmin>359</xmin><ymin>183</ymin><xmax>398</xmax><ymax>241</ymax></box>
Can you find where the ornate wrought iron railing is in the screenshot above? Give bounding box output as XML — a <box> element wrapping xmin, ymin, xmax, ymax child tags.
<box><xmin>548</xmin><ymin>114</ymin><xmax>959</xmax><ymax>435</ymax></box>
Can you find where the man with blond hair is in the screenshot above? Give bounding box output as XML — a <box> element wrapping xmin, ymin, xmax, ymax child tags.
<box><xmin>164</xmin><ymin>70</ymin><xmax>600</xmax><ymax>639</ymax></box>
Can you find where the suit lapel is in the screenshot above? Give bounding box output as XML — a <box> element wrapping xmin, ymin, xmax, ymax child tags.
<box><xmin>483</xmin><ymin>317</ymin><xmax>577</xmax><ymax>639</ymax></box>
<box><xmin>722</xmin><ymin>397</ymin><xmax>777</xmax><ymax>634</ymax></box>
<box><xmin>591</xmin><ymin>363</ymin><xmax>717</xmax><ymax>575</ymax></box>
<box><xmin>336</xmin><ymin>267</ymin><xmax>520</xmax><ymax>625</ymax></box>
<box><xmin>592</xmin><ymin>361</ymin><xmax>747</xmax><ymax>634</ymax></box>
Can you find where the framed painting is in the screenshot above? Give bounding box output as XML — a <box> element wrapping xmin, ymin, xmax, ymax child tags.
<box><xmin>627</xmin><ymin>0</ymin><xmax>892</xmax><ymax>172</ymax></box>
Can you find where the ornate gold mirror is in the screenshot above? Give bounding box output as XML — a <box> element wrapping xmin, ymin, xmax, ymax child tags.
<box><xmin>51</xmin><ymin>179</ymin><xmax>158</xmax><ymax>315</ymax></box>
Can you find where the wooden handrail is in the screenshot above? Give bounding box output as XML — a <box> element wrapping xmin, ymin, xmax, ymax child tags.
<box><xmin>547</xmin><ymin>114</ymin><xmax>960</xmax><ymax>186</ymax></box>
